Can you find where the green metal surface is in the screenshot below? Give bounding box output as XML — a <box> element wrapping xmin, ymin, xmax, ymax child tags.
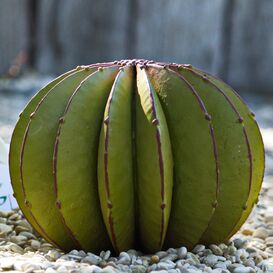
<box><xmin>135</xmin><ymin>67</ymin><xmax>173</xmax><ymax>253</ymax></box>
<box><xmin>9</xmin><ymin>68</ymin><xmax>77</xmax><ymax>246</ymax></box>
<box><xmin>54</xmin><ymin>66</ymin><xmax>118</xmax><ymax>252</ymax></box>
<box><xmin>20</xmin><ymin>68</ymin><xmax>95</xmax><ymax>250</ymax></box>
<box><xmin>202</xmin><ymin>72</ymin><xmax>264</xmax><ymax>239</ymax></box>
<box><xmin>146</xmin><ymin>66</ymin><xmax>217</xmax><ymax>249</ymax></box>
<box><xmin>177</xmin><ymin>67</ymin><xmax>250</xmax><ymax>244</ymax></box>
<box><xmin>98</xmin><ymin>67</ymin><xmax>135</xmax><ymax>252</ymax></box>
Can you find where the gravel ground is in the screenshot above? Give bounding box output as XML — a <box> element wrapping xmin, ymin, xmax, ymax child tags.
<box><xmin>0</xmin><ymin>81</ymin><xmax>273</xmax><ymax>272</ymax></box>
<box><xmin>1</xmin><ymin>183</ymin><xmax>273</xmax><ymax>273</ymax></box>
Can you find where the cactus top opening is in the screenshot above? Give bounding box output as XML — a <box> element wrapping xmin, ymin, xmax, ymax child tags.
<box><xmin>9</xmin><ymin>59</ymin><xmax>265</xmax><ymax>254</ymax></box>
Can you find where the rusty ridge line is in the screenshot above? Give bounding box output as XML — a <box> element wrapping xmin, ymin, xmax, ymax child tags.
<box><xmin>148</xmin><ymin>63</ymin><xmax>220</xmax><ymax>245</ymax></box>
<box><xmin>19</xmin><ymin>67</ymin><xmax>91</xmax><ymax>251</ymax></box>
<box><xmin>164</xmin><ymin>66</ymin><xmax>220</xmax><ymax>202</ymax></box>
<box><xmin>20</xmin><ymin>126</ymin><xmax>63</xmax><ymax>250</ymax></box>
<box><xmin>193</xmin><ymin>66</ymin><xmax>265</xmax><ymax>207</ymax></box>
<box><xmin>12</xmin><ymin>69</ymin><xmax>80</xmax><ymax>247</ymax></box>
<box><xmin>184</xmin><ymin>67</ymin><xmax>254</xmax><ymax>210</ymax></box>
<box><xmin>53</xmin><ymin>65</ymin><xmax>119</xmax><ymax>195</ymax></box>
<box><xmin>165</xmin><ymin>66</ymin><xmax>221</xmax><ymax>245</ymax></box>
<box><xmin>53</xmin><ymin>68</ymin><xmax>108</xmax><ymax>250</ymax></box>
<box><xmin>141</xmin><ymin>68</ymin><xmax>166</xmax><ymax>248</ymax></box>
<box><xmin>103</xmin><ymin>70</ymin><xmax>123</xmax><ymax>253</ymax></box>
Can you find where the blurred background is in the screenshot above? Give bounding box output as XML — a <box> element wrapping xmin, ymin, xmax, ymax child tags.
<box><xmin>0</xmin><ymin>0</ymin><xmax>272</xmax><ymax>154</ymax></box>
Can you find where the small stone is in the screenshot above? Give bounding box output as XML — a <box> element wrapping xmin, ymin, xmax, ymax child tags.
<box><xmin>69</xmin><ymin>249</ymin><xmax>79</xmax><ymax>255</ymax></box>
<box><xmin>57</xmin><ymin>265</ymin><xmax>70</xmax><ymax>273</ymax></box>
<box><xmin>186</xmin><ymin>253</ymin><xmax>200</xmax><ymax>264</ymax></box>
<box><xmin>209</xmin><ymin>245</ymin><xmax>223</xmax><ymax>256</ymax></box>
<box><xmin>213</xmin><ymin>262</ymin><xmax>227</xmax><ymax>269</ymax></box>
<box><xmin>15</xmin><ymin>219</ymin><xmax>32</xmax><ymax>231</ymax></box>
<box><xmin>103</xmin><ymin>250</ymin><xmax>111</xmax><ymax>260</ymax></box>
<box><xmin>78</xmin><ymin>250</ymin><xmax>86</xmax><ymax>257</ymax></box>
<box><xmin>68</xmin><ymin>254</ymin><xmax>82</xmax><ymax>261</ymax></box>
<box><xmin>41</xmin><ymin>242</ymin><xmax>54</xmax><ymax>248</ymax></box>
<box><xmin>253</xmin><ymin>227</ymin><xmax>268</xmax><ymax>240</ymax></box>
<box><xmin>254</xmin><ymin>255</ymin><xmax>263</xmax><ymax>264</ymax></box>
<box><xmin>233</xmin><ymin>266</ymin><xmax>255</xmax><ymax>273</ymax></box>
<box><xmin>150</xmin><ymin>255</ymin><xmax>160</xmax><ymax>264</ymax></box>
<box><xmin>167</xmin><ymin>248</ymin><xmax>177</xmax><ymax>254</ymax></box>
<box><xmin>9</xmin><ymin>243</ymin><xmax>24</xmax><ymax>254</ymax></box>
<box><xmin>235</xmin><ymin>249</ymin><xmax>249</xmax><ymax>262</ymax></box>
<box><xmin>155</xmin><ymin>251</ymin><xmax>168</xmax><ymax>259</ymax></box>
<box><xmin>243</xmin><ymin>259</ymin><xmax>255</xmax><ymax>268</ymax></box>
<box><xmin>233</xmin><ymin>238</ymin><xmax>247</xmax><ymax>249</ymax></box>
<box><xmin>82</xmin><ymin>254</ymin><xmax>102</xmax><ymax>265</ymax></box>
<box><xmin>178</xmin><ymin>246</ymin><xmax>188</xmax><ymax>259</ymax></box>
<box><xmin>265</xmin><ymin>213</ymin><xmax>273</xmax><ymax>223</ymax></box>
<box><xmin>0</xmin><ymin>211</ymin><xmax>9</xmax><ymax>218</ymax></box>
<box><xmin>245</xmin><ymin>247</ymin><xmax>258</xmax><ymax>254</ymax></box>
<box><xmin>130</xmin><ymin>265</ymin><xmax>146</xmax><ymax>273</ymax></box>
<box><xmin>242</xmin><ymin>229</ymin><xmax>253</xmax><ymax>236</ymax></box>
<box><xmin>266</xmin><ymin>237</ymin><xmax>273</xmax><ymax>247</ymax></box>
<box><xmin>46</xmin><ymin>250</ymin><xmax>62</xmax><ymax>261</ymax></box>
<box><xmin>24</xmin><ymin>246</ymin><xmax>35</xmax><ymax>252</ymax></box>
<box><xmin>0</xmin><ymin>217</ymin><xmax>6</xmax><ymax>224</ymax></box>
<box><xmin>15</xmin><ymin>225</ymin><xmax>30</xmax><ymax>233</ymax></box>
<box><xmin>157</xmin><ymin>260</ymin><xmax>176</xmax><ymax>270</ymax></box>
<box><xmin>8</xmin><ymin>212</ymin><xmax>19</xmax><ymax>220</ymax></box>
<box><xmin>161</xmin><ymin>254</ymin><xmax>178</xmax><ymax>262</ymax></box>
<box><xmin>127</xmin><ymin>249</ymin><xmax>138</xmax><ymax>256</ymax></box>
<box><xmin>30</xmin><ymin>239</ymin><xmax>41</xmax><ymax>250</ymax></box>
<box><xmin>192</xmin><ymin>244</ymin><xmax>206</xmax><ymax>254</ymax></box>
<box><xmin>227</xmin><ymin>245</ymin><xmax>237</xmax><ymax>255</ymax></box>
<box><xmin>19</xmin><ymin>231</ymin><xmax>37</xmax><ymax>239</ymax></box>
<box><xmin>117</xmin><ymin>252</ymin><xmax>131</xmax><ymax>265</ymax></box>
<box><xmin>10</xmin><ymin>234</ymin><xmax>27</xmax><ymax>245</ymax></box>
<box><xmin>265</xmin><ymin>246</ymin><xmax>273</xmax><ymax>254</ymax></box>
<box><xmin>101</xmin><ymin>265</ymin><xmax>119</xmax><ymax>273</ymax></box>
<box><xmin>203</xmin><ymin>254</ymin><xmax>218</xmax><ymax>267</ymax></box>
<box><xmin>0</xmin><ymin>223</ymin><xmax>12</xmax><ymax>234</ymax></box>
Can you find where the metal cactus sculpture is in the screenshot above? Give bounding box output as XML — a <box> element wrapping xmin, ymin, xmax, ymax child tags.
<box><xmin>9</xmin><ymin>60</ymin><xmax>265</xmax><ymax>254</ymax></box>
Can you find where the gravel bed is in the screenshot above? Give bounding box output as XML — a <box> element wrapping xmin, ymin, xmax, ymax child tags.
<box><xmin>0</xmin><ymin>179</ymin><xmax>273</xmax><ymax>273</ymax></box>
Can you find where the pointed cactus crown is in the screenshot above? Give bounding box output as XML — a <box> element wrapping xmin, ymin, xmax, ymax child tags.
<box><xmin>9</xmin><ymin>59</ymin><xmax>265</xmax><ymax>254</ymax></box>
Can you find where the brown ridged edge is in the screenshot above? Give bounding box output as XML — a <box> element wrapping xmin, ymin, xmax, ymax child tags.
<box><xmin>184</xmin><ymin>67</ymin><xmax>253</xmax><ymax>206</ymax></box>
<box><xmin>19</xmin><ymin>68</ymin><xmax>88</xmax><ymax>250</ymax></box>
<box><xmin>103</xmin><ymin>70</ymin><xmax>123</xmax><ymax>253</ymax></box>
<box><xmin>164</xmin><ymin>67</ymin><xmax>220</xmax><ymax>205</ymax></box>
<box><xmin>200</xmin><ymin>68</ymin><xmax>265</xmax><ymax>202</ymax></box>
<box><xmin>53</xmin><ymin>65</ymin><xmax>119</xmax><ymax>250</ymax></box>
<box><xmin>185</xmin><ymin>66</ymin><xmax>264</xmax><ymax>193</ymax></box>
<box><xmin>175</xmin><ymin>67</ymin><xmax>253</xmax><ymax>240</ymax></box>
<box><xmin>148</xmin><ymin>64</ymin><xmax>220</xmax><ymax>245</ymax></box>
<box><xmin>140</xmin><ymin>67</ymin><xmax>166</xmax><ymax>248</ymax></box>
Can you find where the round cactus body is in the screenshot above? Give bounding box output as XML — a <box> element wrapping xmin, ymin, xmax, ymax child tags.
<box><xmin>9</xmin><ymin>60</ymin><xmax>265</xmax><ymax>254</ymax></box>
